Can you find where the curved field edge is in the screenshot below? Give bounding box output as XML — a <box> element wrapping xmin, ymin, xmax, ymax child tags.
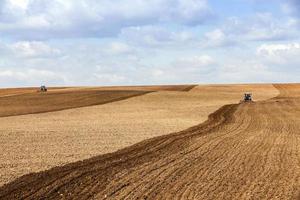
<box><xmin>0</xmin><ymin>100</ymin><xmax>239</xmax><ymax>199</ymax></box>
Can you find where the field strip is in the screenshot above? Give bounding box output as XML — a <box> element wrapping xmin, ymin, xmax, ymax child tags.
<box><xmin>0</xmin><ymin>90</ymin><xmax>152</xmax><ymax>118</ymax></box>
<box><xmin>0</xmin><ymin>87</ymin><xmax>72</xmax><ymax>97</ymax></box>
<box><xmin>0</xmin><ymin>85</ymin><xmax>196</xmax><ymax>118</ymax></box>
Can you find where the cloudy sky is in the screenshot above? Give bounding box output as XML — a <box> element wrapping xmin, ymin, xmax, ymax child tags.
<box><xmin>0</xmin><ymin>0</ymin><xmax>299</xmax><ymax>87</ymax></box>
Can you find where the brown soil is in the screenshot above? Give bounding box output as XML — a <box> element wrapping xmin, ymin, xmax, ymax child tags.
<box><xmin>0</xmin><ymin>90</ymin><xmax>150</xmax><ymax>117</ymax></box>
<box><xmin>0</xmin><ymin>84</ymin><xmax>277</xmax><ymax>187</ymax></box>
<box><xmin>0</xmin><ymin>85</ymin><xmax>196</xmax><ymax>96</ymax></box>
<box><xmin>85</xmin><ymin>85</ymin><xmax>197</xmax><ymax>92</ymax></box>
<box><xmin>0</xmin><ymin>85</ymin><xmax>196</xmax><ymax>117</ymax></box>
<box><xmin>0</xmin><ymin>83</ymin><xmax>299</xmax><ymax>199</ymax></box>
<box><xmin>0</xmin><ymin>87</ymin><xmax>69</xmax><ymax>97</ymax></box>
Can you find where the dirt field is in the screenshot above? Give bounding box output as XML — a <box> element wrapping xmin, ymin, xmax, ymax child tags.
<box><xmin>0</xmin><ymin>85</ymin><xmax>195</xmax><ymax>97</ymax></box>
<box><xmin>0</xmin><ymin>87</ymin><xmax>71</xmax><ymax>97</ymax></box>
<box><xmin>0</xmin><ymin>85</ymin><xmax>197</xmax><ymax>117</ymax></box>
<box><xmin>85</xmin><ymin>85</ymin><xmax>197</xmax><ymax>92</ymax></box>
<box><xmin>0</xmin><ymin>84</ymin><xmax>197</xmax><ymax>117</ymax></box>
<box><xmin>0</xmin><ymin>89</ymin><xmax>151</xmax><ymax>117</ymax></box>
<box><xmin>0</xmin><ymin>84</ymin><xmax>278</xmax><ymax>188</ymax></box>
<box><xmin>0</xmin><ymin>84</ymin><xmax>299</xmax><ymax>199</ymax></box>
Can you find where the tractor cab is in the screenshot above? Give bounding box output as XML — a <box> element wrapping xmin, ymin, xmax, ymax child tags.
<box><xmin>244</xmin><ymin>93</ymin><xmax>252</xmax><ymax>101</ymax></box>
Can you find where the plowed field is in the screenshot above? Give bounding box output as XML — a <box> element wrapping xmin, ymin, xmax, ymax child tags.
<box><xmin>0</xmin><ymin>84</ymin><xmax>299</xmax><ymax>199</ymax></box>
<box><xmin>0</xmin><ymin>84</ymin><xmax>277</xmax><ymax>187</ymax></box>
<box><xmin>0</xmin><ymin>85</ymin><xmax>196</xmax><ymax>117</ymax></box>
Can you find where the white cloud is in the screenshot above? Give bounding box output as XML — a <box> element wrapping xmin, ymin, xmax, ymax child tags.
<box><xmin>205</xmin><ymin>13</ymin><xmax>299</xmax><ymax>47</ymax></box>
<box><xmin>154</xmin><ymin>55</ymin><xmax>217</xmax><ymax>83</ymax></box>
<box><xmin>9</xmin><ymin>41</ymin><xmax>61</xmax><ymax>58</ymax></box>
<box><xmin>84</xmin><ymin>54</ymin><xmax>217</xmax><ymax>85</ymax></box>
<box><xmin>0</xmin><ymin>68</ymin><xmax>67</xmax><ymax>86</ymax></box>
<box><xmin>92</xmin><ymin>73</ymin><xmax>126</xmax><ymax>84</ymax></box>
<box><xmin>257</xmin><ymin>42</ymin><xmax>300</xmax><ymax>68</ymax></box>
<box><xmin>103</xmin><ymin>42</ymin><xmax>133</xmax><ymax>55</ymax></box>
<box><xmin>0</xmin><ymin>70</ymin><xmax>14</xmax><ymax>77</ymax></box>
<box><xmin>217</xmin><ymin>62</ymin><xmax>275</xmax><ymax>83</ymax></box>
<box><xmin>152</xmin><ymin>69</ymin><xmax>164</xmax><ymax>77</ymax></box>
<box><xmin>0</xmin><ymin>0</ymin><xmax>212</xmax><ymax>40</ymax></box>
<box><xmin>120</xmin><ymin>25</ymin><xmax>196</xmax><ymax>48</ymax></box>
<box><xmin>8</xmin><ymin>0</ymin><xmax>29</xmax><ymax>9</ymax></box>
<box><xmin>0</xmin><ymin>69</ymin><xmax>54</xmax><ymax>79</ymax></box>
<box><xmin>257</xmin><ymin>43</ymin><xmax>300</xmax><ymax>56</ymax></box>
<box><xmin>170</xmin><ymin>0</ymin><xmax>212</xmax><ymax>25</ymax></box>
<box><xmin>0</xmin><ymin>1</ymin><xmax>299</xmax><ymax>87</ymax></box>
<box><xmin>205</xmin><ymin>29</ymin><xmax>225</xmax><ymax>42</ymax></box>
<box><xmin>203</xmin><ymin>29</ymin><xmax>236</xmax><ymax>47</ymax></box>
<box><xmin>175</xmin><ymin>55</ymin><xmax>215</xmax><ymax>69</ymax></box>
<box><xmin>120</xmin><ymin>26</ymin><xmax>174</xmax><ymax>47</ymax></box>
<box><xmin>251</xmin><ymin>13</ymin><xmax>297</xmax><ymax>41</ymax></box>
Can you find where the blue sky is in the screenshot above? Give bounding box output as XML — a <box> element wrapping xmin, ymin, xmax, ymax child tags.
<box><xmin>0</xmin><ymin>0</ymin><xmax>299</xmax><ymax>87</ymax></box>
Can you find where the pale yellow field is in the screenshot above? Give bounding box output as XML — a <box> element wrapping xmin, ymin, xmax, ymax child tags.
<box><xmin>0</xmin><ymin>84</ymin><xmax>278</xmax><ymax>186</ymax></box>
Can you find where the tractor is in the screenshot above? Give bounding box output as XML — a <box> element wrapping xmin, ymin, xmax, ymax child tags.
<box><xmin>39</xmin><ymin>85</ymin><xmax>47</xmax><ymax>92</ymax></box>
<box><xmin>244</xmin><ymin>93</ymin><xmax>252</xmax><ymax>101</ymax></box>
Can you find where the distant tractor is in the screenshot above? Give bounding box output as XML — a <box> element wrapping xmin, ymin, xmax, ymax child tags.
<box><xmin>244</xmin><ymin>93</ymin><xmax>252</xmax><ymax>101</ymax></box>
<box><xmin>39</xmin><ymin>85</ymin><xmax>47</xmax><ymax>92</ymax></box>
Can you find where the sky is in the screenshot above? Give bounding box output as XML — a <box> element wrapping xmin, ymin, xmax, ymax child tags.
<box><xmin>0</xmin><ymin>0</ymin><xmax>299</xmax><ymax>87</ymax></box>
